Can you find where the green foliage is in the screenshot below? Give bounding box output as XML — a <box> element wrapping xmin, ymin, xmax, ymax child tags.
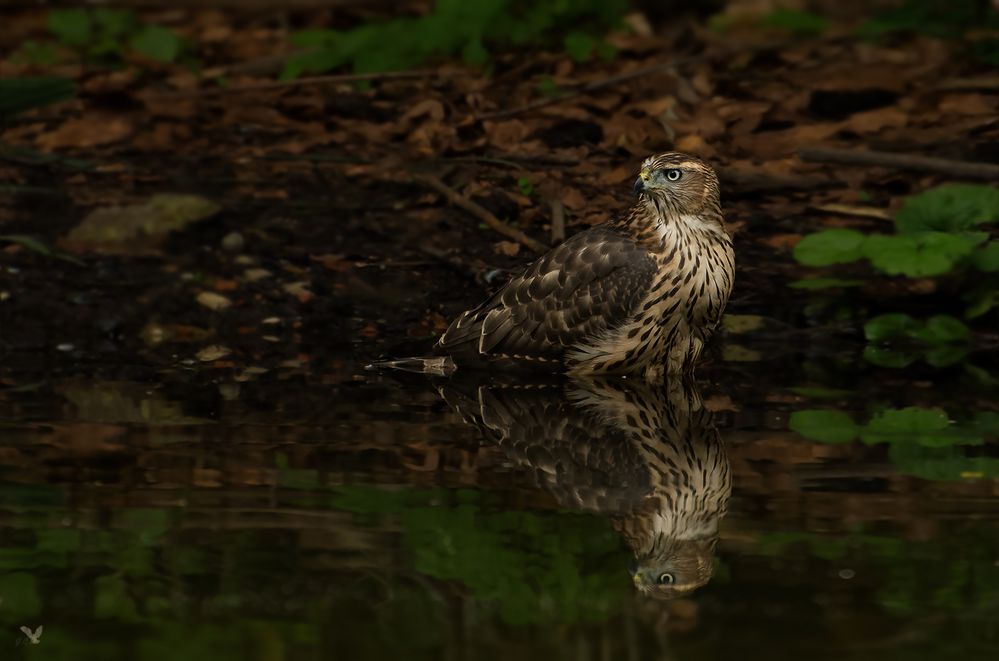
<box><xmin>761</xmin><ymin>8</ymin><xmax>828</xmax><ymax>35</ymax></box>
<box><xmin>793</xmin><ymin>183</ymin><xmax>999</xmax><ymax>322</ymax></box>
<box><xmin>793</xmin><ymin>228</ymin><xmax>866</xmax><ymax>267</ymax></box>
<box><xmin>334</xmin><ymin>486</ymin><xmax>629</xmax><ymax>625</ymax></box>
<box><xmin>861</xmin><ymin>232</ymin><xmax>986</xmax><ymax>277</ymax></box>
<box><xmin>863</xmin><ymin>313</ymin><xmax>972</xmax><ymax>367</ymax></box>
<box><xmin>856</xmin><ymin>0</ymin><xmax>999</xmax><ymax>40</ymax></box>
<box><xmin>45</xmin><ymin>8</ymin><xmax>185</xmax><ymax>64</ymax></box>
<box><xmin>0</xmin><ymin>77</ymin><xmax>75</xmax><ymax>119</ymax></box>
<box><xmin>855</xmin><ymin>0</ymin><xmax>999</xmax><ymax>64</ymax></box>
<box><xmin>517</xmin><ymin>176</ymin><xmax>535</xmax><ymax>197</ymax></box>
<box><xmin>788</xmin><ymin>409</ymin><xmax>858</xmax><ymax>443</ymax></box>
<box><xmin>864</xmin><ymin>313</ymin><xmax>969</xmax><ymax>343</ymax></box>
<box><xmin>895</xmin><ymin>184</ymin><xmax>999</xmax><ymax>233</ymax></box>
<box><xmin>790</xmin><ymin>405</ymin><xmax>998</xmax><ymax>479</ymax></box>
<box><xmin>130</xmin><ymin>25</ymin><xmax>183</xmax><ymax>63</ymax></box>
<box><xmin>282</xmin><ymin>0</ymin><xmax>627</xmax><ymax>77</ymax></box>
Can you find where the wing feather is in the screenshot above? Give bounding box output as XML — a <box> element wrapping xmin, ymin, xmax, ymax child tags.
<box><xmin>436</xmin><ymin>227</ymin><xmax>657</xmax><ymax>361</ymax></box>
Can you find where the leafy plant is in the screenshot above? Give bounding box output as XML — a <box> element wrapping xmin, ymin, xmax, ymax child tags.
<box><xmin>793</xmin><ymin>183</ymin><xmax>999</xmax><ymax>319</ymax></box>
<box><xmin>789</xmin><ymin>406</ymin><xmax>999</xmax><ymax>479</ymax></box>
<box><xmin>0</xmin><ymin>77</ymin><xmax>75</xmax><ymax>119</ymax></box>
<box><xmin>45</xmin><ymin>8</ymin><xmax>185</xmax><ymax>65</ymax></box>
<box><xmin>855</xmin><ymin>0</ymin><xmax>999</xmax><ymax>64</ymax></box>
<box><xmin>761</xmin><ymin>8</ymin><xmax>828</xmax><ymax>35</ymax></box>
<box><xmin>282</xmin><ymin>0</ymin><xmax>627</xmax><ymax>78</ymax></box>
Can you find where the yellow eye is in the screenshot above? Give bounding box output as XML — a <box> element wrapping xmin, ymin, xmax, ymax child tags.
<box><xmin>665</xmin><ymin>169</ymin><xmax>682</xmax><ymax>182</ymax></box>
<box><xmin>658</xmin><ymin>572</ymin><xmax>675</xmax><ymax>585</ymax></box>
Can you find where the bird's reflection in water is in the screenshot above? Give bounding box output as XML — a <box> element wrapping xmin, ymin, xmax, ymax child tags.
<box><xmin>439</xmin><ymin>377</ymin><xmax>731</xmax><ymax>599</ymax></box>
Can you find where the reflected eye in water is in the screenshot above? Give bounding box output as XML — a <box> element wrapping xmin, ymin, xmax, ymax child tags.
<box><xmin>658</xmin><ymin>572</ymin><xmax>676</xmax><ymax>585</ymax></box>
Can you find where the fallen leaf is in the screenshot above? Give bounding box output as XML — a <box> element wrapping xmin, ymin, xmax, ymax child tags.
<box><xmin>494</xmin><ymin>240</ymin><xmax>521</xmax><ymax>256</ymax></box>
<box><xmin>36</xmin><ymin>113</ymin><xmax>133</xmax><ymax>150</ymax></box>
<box><xmin>197</xmin><ymin>291</ymin><xmax>232</xmax><ymax>311</ymax></box>
<box><xmin>196</xmin><ymin>345</ymin><xmax>231</xmax><ymax>362</ymax></box>
<box><xmin>283</xmin><ymin>281</ymin><xmax>314</xmax><ymax>303</ymax></box>
<box><xmin>61</xmin><ymin>193</ymin><xmax>221</xmax><ymax>253</ymax></box>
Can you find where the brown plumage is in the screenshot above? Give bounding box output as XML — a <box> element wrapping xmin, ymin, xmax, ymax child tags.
<box><xmin>439</xmin><ymin>377</ymin><xmax>731</xmax><ymax>598</ymax></box>
<box><xmin>375</xmin><ymin>152</ymin><xmax>735</xmax><ymax>381</ymax></box>
<box><xmin>373</xmin><ymin>152</ymin><xmax>734</xmax><ymax>380</ymax></box>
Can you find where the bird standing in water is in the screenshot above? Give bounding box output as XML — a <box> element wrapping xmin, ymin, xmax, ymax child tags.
<box><xmin>381</xmin><ymin>152</ymin><xmax>734</xmax><ymax>381</ymax></box>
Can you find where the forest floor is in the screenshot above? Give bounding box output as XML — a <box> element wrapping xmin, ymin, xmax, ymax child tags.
<box><xmin>1</xmin><ymin>3</ymin><xmax>997</xmax><ymax>401</ymax></box>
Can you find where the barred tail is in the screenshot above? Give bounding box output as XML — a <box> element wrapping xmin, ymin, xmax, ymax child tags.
<box><xmin>364</xmin><ymin>356</ymin><xmax>457</xmax><ymax>376</ymax></box>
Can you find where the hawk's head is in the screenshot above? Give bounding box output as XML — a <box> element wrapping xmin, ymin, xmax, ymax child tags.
<box><xmin>629</xmin><ymin>535</ymin><xmax>718</xmax><ymax>600</ymax></box>
<box><xmin>634</xmin><ymin>152</ymin><xmax>721</xmax><ymax>218</ymax></box>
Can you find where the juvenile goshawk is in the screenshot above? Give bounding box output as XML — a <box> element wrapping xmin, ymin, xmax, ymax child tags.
<box><xmin>380</xmin><ymin>152</ymin><xmax>734</xmax><ymax>380</ymax></box>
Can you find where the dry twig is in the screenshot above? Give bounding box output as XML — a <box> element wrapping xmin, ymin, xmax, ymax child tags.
<box><xmin>798</xmin><ymin>146</ymin><xmax>999</xmax><ymax>181</ymax></box>
<box><xmin>414</xmin><ymin>173</ymin><xmax>548</xmax><ymax>253</ymax></box>
<box><xmin>148</xmin><ymin>69</ymin><xmax>449</xmax><ymax>100</ymax></box>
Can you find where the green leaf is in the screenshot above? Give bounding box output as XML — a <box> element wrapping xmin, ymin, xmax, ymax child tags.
<box><xmin>461</xmin><ymin>38</ymin><xmax>489</xmax><ymax>65</ymax></box>
<box><xmin>517</xmin><ymin>176</ymin><xmax>535</xmax><ymax>197</ymax></box>
<box><xmin>564</xmin><ymin>32</ymin><xmax>595</xmax><ymax>62</ymax></box>
<box><xmin>964</xmin><ymin>287</ymin><xmax>997</xmax><ymax>319</ymax></box>
<box><xmin>48</xmin><ymin>8</ymin><xmax>93</xmax><ymax>46</ymax></box>
<box><xmin>789</xmin><ymin>410</ymin><xmax>858</xmax><ymax>443</ymax></box>
<box><xmin>762</xmin><ymin>8</ymin><xmax>828</xmax><ymax>35</ymax></box>
<box><xmin>908</xmin><ymin>315</ymin><xmax>970</xmax><ymax>344</ymax></box>
<box><xmin>862</xmin><ymin>232</ymin><xmax>984</xmax><ymax>277</ymax></box>
<box><xmin>788</xmin><ymin>277</ymin><xmax>864</xmax><ymax>289</ymax></box>
<box><xmin>864</xmin><ymin>313</ymin><xmax>918</xmax><ymax>342</ymax></box>
<box><xmin>863</xmin><ymin>345</ymin><xmax>917</xmax><ymax>368</ymax></box>
<box><xmin>973</xmin><ymin>241</ymin><xmax>999</xmax><ymax>272</ymax></box>
<box><xmin>895</xmin><ymin>184</ymin><xmax>999</xmax><ymax>233</ymax></box>
<box><xmin>130</xmin><ymin>25</ymin><xmax>182</xmax><ymax>62</ymax></box>
<box><xmin>793</xmin><ymin>229</ymin><xmax>866</xmax><ymax>266</ymax></box>
<box><xmin>536</xmin><ymin>76</ymin><xmax>561</xmax><ymax>97</ymax></box>
<box><xmin>861</xmin><ymin>407</ymin><xmax>980</xmax><ymax>447</ymax></box>
<box><xmin>923</xmin><ymin>345</ymin><xmax>969</xmax><ymax>367</ymax></box>
<box><xmin>0</xmin><ymin>77</ymin><xmax>75</xmax><ymax>118</ymax></box>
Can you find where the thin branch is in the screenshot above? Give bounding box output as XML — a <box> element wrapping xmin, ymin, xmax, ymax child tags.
<box><xmin>146</xmin><ymin>69</ymin><xmax>449</xmax><ymax>100</ymax></box>
<box><xmin>414</xmin><ymin>173</ymin><xmax>548</xmax><ymax>253</ymax></box>
<box><xmin>811</xmin><ymin>203</ymin><xmax>892</xmax><ymax>221</ymax></box>
<box><xmin>798</xmin><ymin>146</ymin><xmax>999</xmax><ymax>181</ymax></box>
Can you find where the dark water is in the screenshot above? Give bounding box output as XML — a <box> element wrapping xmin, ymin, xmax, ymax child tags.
<box><xmin>1</xmin><ymin>353</ymin><xmax>997</xmax><ymax>660</ymax></box>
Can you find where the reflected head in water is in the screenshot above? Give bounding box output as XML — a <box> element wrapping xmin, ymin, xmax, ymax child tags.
<box><xmin>439</xmin><ymin>376</ymin><xmax>731</xmax><ymax>599</ymax></box>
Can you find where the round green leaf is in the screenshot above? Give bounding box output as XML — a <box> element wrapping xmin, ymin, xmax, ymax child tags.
<box><xmin>864</xmin><ymin>313</ymin><xmax>918</xmax><ymax>342</ymax></box>
<box><xmin>789</xmin><ymin>409</ymin><xmax>859</xmax><ymax>443</ymax></box>
<box><xmin>793</xmin><ymin>229</ymin><xmax>866</xmax><ymax>266</ymax></box>
<box><xmin>895</xmin><ymin>184</ymin><xmax>999</xmax><ymax>233</ymax></box>
<box><xmin>908</xmin><ymin>315</ymin><xmax>970</xmax><ymax>344</ymax></box>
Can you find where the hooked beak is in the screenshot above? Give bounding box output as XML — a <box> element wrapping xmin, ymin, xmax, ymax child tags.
<box><xmin>634</xmin><ymin>168</ymin><xmax>651</xmax><ymax>196</ymax></box>
<box><xmin>633</xmin><ymin>177</ymin><xmax>645</xmax><ymax>196</ymax></box>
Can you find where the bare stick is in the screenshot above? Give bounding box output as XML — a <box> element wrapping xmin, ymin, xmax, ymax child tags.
<box><xmin>147</xmin><ymin>69</ymin><xmax>447</xmax><ymax>100</ymax></box>
<box><xmin>798</xmin><ymin>146</ymin><xmax>999</xmax><ymax>181</ymax></box>
<box><xmin>549</xmin><ymin>198</ymin><xmax>565</xmax><ymax>243</ymax></box>
<box><xmin>414</xmin><ymin>173</ymin><xmax>548</xmax><ymax>253</ymax></box>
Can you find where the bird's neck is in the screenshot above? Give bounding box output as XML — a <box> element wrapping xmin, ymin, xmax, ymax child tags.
<box><xmin>612</xmin><ymin>199</ymin><xmax>728</xmax><ymax>253</ymax></box>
